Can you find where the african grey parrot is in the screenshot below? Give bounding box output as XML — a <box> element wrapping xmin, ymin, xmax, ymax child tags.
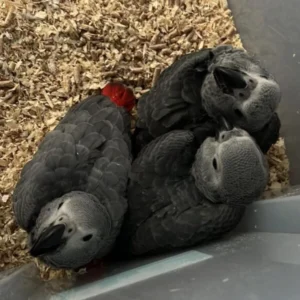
<box><xmin>13</xmin><ymin>95</ymin><xmax>132</xmax><ymax>269</ymax></box>
<box><xmin>133</xmin><ymin>45</ymin><xmax>281</xmax><ymax>157</ymax></box>
<box><xmin>117</xmin><ymin>119</ymin><xmax>268</xmax><ymax>255</ymax></box>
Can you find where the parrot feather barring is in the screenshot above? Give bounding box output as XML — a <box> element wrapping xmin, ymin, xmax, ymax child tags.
<box><xmin>13</xmin><ymin>91</ymin><xmax>132</xmax><ymax>269</ymax></box>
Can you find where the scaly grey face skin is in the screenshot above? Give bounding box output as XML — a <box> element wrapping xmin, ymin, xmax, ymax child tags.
<box><xmin>201</xmin><ymin>50</ymin><xmax>281</xmax><ymax>132</ymax></box>
<box><xmin>29</xmin><ymin>192</ymin><xmax>111</xmax><ymax>269</ymax></box>
<box><xmin>192</xmin><ymin>126</ymin><xmax>269</xmax><ymax>206</ymax></box>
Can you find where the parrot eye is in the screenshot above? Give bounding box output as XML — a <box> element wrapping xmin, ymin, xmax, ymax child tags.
<box><xmin>212</xmin><ymin>158</ymin><xmax>218</xmax><ymax>170</ymax></box>
<box><xmin>82</xmin><ymin>234</ymin><xmax>93</xmax><ymax>242</ymax></box>
<box><xmin>58</xmin><ymin>202</ymin><xmax>63</xmax><ymax>210</ymax></box>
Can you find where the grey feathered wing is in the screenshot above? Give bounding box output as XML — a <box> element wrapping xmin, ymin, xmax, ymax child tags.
<box><xmin>13</xmin><ymin>95</ymin><xmax>131</xmax><ymax>233</ymax></box>
<box><xmin>134</xmin><ymin>49</ymin><xmax>213</xmax><ymax>154</ymax></box>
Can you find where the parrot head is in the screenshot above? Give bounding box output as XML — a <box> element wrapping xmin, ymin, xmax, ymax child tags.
<box><xmin>29</xmin><ymin>192</ymin><xmax>112</xmax><ymax>269</ymax></box>
<box><xmin>201</xmin><ymin>49</ymin><xmax>281</xmax><ymax>132</ymax></box>
<box><xmin>101</xmin><ymin>82</ymin><xmax>136</xmax><ymax>112</ymax></box>
<box><xmin>192</xmin><ymin>118</ymin><xmax>268</xmax><ymax>206</ymax></box>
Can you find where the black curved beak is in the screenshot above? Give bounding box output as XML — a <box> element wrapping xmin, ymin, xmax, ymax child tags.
<box><xmin>215</xmin><ymin>117</ymin><xmax>233</xmax><ymax>139</ymax></box>
<box><xmin>30</xmin><ymin>224</ymin><xmax>66</xmax><ymax>257</ymax></box>
<box><xmin>213</xmin><ymin>66</ymin><xmax>247</xmax><ymax>92</ymax></box>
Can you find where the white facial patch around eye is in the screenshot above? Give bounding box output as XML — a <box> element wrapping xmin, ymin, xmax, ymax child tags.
<box><xmin>205</xmin><ymin>144</ymin><xmax>221</xmax><ymax>185</ymax></box>
<box><xmin>60</xmin><ymin>202</ymin><xmax>71</xmax><ymax>215</ymax></box>
<box><xmin>242</xmin><ymin>71</ymin><xmax>276</xmax><ymax>104</ymax></box>
<box><xmin>242</xmin><ymin>77</ymin><xmax>262</xmax><ymax>106</ymax></box>
<box><xmin>59</xmin><ymin>197</ymin><xmax>83</xmax><ymax>221</ymax></box>
<box><xmin>38</xmin><ymin>204</ymin><xmax>60</xmax><ymax>229</ymax></box>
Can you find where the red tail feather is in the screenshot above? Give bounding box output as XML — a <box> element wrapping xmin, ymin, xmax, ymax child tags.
<box><xmin>101</xmin><ymin>82</ymin><xmax>136</xmax><ymax>112</ymax></box>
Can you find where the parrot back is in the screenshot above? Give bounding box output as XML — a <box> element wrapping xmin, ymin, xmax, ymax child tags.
<box><xmin>13</xmin><ymin>95</ymin><xmax>132</xmax><ymax>231</ymax></box>
<box><xmin>137</xmin><ymin>49</ymin><xmax>213</xmax><ymax>138</ymax></box>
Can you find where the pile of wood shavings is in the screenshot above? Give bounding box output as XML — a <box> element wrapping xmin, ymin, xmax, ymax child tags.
<box><xmin>0</xmin><ymin>0</ymin><xmax>289</xmax><ymax>278</ymax></box>
<box><xmin>264</xmin><ymin>138</ymin><xmax>290</xmax><ymax>198</ymax></box>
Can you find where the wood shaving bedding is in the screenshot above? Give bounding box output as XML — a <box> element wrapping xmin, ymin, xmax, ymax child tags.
<box><xmin>0</xmin><ymin>0</ymin><xmax>289</xmax><ymax>278</ymax></box>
